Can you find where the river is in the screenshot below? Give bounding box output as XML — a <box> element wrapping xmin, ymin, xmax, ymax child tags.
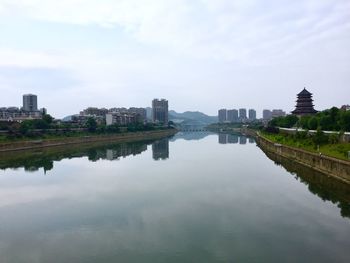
<box><xmin>0</xmin><ymin>132</ymin><xmax>349</xmax><ymax>262</ymax></box>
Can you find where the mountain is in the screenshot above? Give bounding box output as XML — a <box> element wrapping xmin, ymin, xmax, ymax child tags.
<box><xmin>61</xmin><ymin>115</ymin><xmax>74</xmax><ymax>122</ymax></box>
<box><xmin>145</xmin><ymin>108</ymin><xmax>217</xmax><ymax>125</ymax></box>
<box><xmin>169</xmin><ymin>110</ymin><xmax>217</xmax><ymax>125</ymax></box>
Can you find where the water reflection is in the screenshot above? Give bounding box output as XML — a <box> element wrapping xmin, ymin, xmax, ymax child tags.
<box><xmin>228</xmin><ymin>134</ymin><xmax>239</xmax><ymax>144</ymax></box>
<box><xmin>260</xmin><ymin>147</ymin><xmax>350</xmax><ymax>218</ymax></box>
<box><xmin>0</xmin><ymin>140</ymin><xmax>150</xmax><ymax>172</ymax></box>
<box><xmin>170</xmin><ymin>131</ymin><xmax>213</xmax><ymax>141</ymax></box>
<box><xmin>218</xmin><ymin>133</ymin><xmax>254</xmax><ymax>144</ymax></box>
<box><xmin>1</xmin><ymin>132</ymin><xmax>350</xmax><ymax>262</ymax></box>
<box><xmin>152</xmin><ymin>138</ymin><xmax>169</xmax><ymax>160</ymax></box>
<box><xmin>0</xmin><ymin>132</ymin><xmax>348</xmax><ymax>220</ymax></box>
<box><xmin>239</xmin><ymin>136</ymin><xmax>247</xmax><ymax>144</ymax></box>
<box><xmin>0</xmin><ymin>133</ymin><xmax>259</xmax><ymax>172</ymax></box>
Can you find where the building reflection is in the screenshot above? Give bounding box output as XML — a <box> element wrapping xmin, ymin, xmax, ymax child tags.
<box><xmin>0</xmin><ymin>141</ymin><xmax>149</xmax><ymax>172</ymax></box>
<box><xmin>219</xmin><ymin>133</ymin><xmax>252</xmax><ymax>144</ymax></box>
<box><xmin>152</xmin><ymin>138</ymin><xmax>169</xmax><ymax>160</ymax></box>
<box><xmin>227</xmin><ymin>134</ymin><xmax>239</xmax><ymax>144</ymax></box>
<box><xmin>239</xmin><ymin>136</ymin><xmax>247</xmax><ymax>144</ymax></box>
<box><xmin>219</xmin><ymin>133</ymin><xmax>228</xmax><ymax>144</ymax></box>
<box><xmin>106</xmin><ymin>144</ymin><xmax>147</xmax><ymax>161</ymax></box>
<box><xmin>170</xmin><ymin>131</ymin><xmax>213</xmax><ymax>141</ymax></box>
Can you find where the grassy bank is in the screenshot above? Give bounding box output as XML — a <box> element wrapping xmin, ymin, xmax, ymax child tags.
<box><xmin>0</xmin><ymin>127</ymin><xmax>172</xmax><ymax>144</ymax></box>
<box><xmin>0</xmin><ymin>131</ymin><xmax>92</xmax><ymax>143</ymax></box>
<box><xmin>261</xmin><ymin>132</ymin><xmax>350</xmax><ymax>161</ymax></box>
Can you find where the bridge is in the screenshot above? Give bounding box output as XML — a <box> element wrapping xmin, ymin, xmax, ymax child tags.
<box><xmin>179</xmin><ymin>128</ymin><xmax>209</xmax><ymax>132</ymax></box>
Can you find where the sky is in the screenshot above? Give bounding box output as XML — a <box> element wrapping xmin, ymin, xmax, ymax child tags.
<box><xmin>0</xmin><ymin>0</ymin><xmax>349</xmax><ymax>118</ymax></box>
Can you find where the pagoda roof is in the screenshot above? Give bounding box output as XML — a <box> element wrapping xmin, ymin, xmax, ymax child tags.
<box><xmin>298</xmin><ymin>88</ymin><xmax>312</xmax><ymax>96</ymax></box>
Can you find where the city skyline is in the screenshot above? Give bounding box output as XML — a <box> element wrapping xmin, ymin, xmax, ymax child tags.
<box><xmin>0</xmin><ymin>1</ymin><xmax>349</xmax><ymax>118</ymax></box>
<box><xmin>1</xmin><ymin>90</ymin><xmax>339</xmax><ymax>121</ymax></box>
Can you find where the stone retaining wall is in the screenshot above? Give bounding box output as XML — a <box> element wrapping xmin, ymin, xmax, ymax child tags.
<box><xmin>255</xmin><ymin>132</ymin><xmax>350</xmax><ymax>184</ymax></box>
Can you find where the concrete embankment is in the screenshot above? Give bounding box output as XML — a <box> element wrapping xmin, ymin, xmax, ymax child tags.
<box><xmin>0</xmin><ymin>129</ymin><xmax>177</xmax><ymax>152</ymax></box>
<box><xmin>254</xmin><ymin>132</ymin><xmax>350</xmax><ymax>184</ymax></box>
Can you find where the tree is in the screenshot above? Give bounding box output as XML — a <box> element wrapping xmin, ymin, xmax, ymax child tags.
<box><xmin>42</xmin><ymin>114</ymin><xmax>53</xmax><ymax>125</ymax></box>
<box><xmin>298</xmin><ymin>116</ymin><xmax>311</xmax><ymax>129</ymax></box>
<box><xmin>86</xmin><ymin>117</ymin><xmax>97</xmax><ymax>132</ymax></box>
<box><xmin>319</xmin><ymin>115</ymin><xmax>332</xmax><ymax>130</ymax></box>
<box><xmin>269</xmin><ymin>115</ymin><xmax>298</xmax><ymax>128</ymax></box>
<box><xmin>33</xmin><ymin>119</ymin><xmax>49</xmax><ymax>129</ymax></box>
<box><xmin>20</xmin><ymin>120</ymin><xmax>33</xmax><ymax>134</ymax></box>
<box><xmin>283</xmin><ymin>115</ymin><xmax>298</xmax><ymax>128</ymax></box>
<box><xmin>308</xmin><ymin>117</ymin><xmax>318</xmax><ymax>130</ymax></box>
<box><xmin>339</xmin><ymin>110</ymin><xmax>350</xmax><ymax>131</ymax></box>
<box><xmin>312</xmin><ymin>128</ymin><xmax>328</xmax><ymax>145</ymax></box>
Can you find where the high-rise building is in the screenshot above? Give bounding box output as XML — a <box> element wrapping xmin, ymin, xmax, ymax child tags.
<box><xmin>227</xmin><ymin>109</ymin><xmax>239</xmax><ymax>123</ymax></box>
<box><xmin>291</xmin><ymin>88</ymin><xmax>318</xmax><ymax>116</ymax></box>
<box><xmin>129</xmin><ymin>107</ymin><xmax>147</xmax><ymax>122</ymax></box>
<box><xmin>239</xmin><ymin>108</ymin><xmax>247</xmax><ymax>121</ymax></box>
<box><xmin>218</xmin><ymin>109</ymin><xmax>227</xmax><ymax>123</ymax></box>
<box><xmin>272</xmin><ymin>109</ymin><xmax>286</xmax><ymax>118</ymax></box>
<box><xmin>23</xmin><ymin>94</ymin><xmax>38</xmax><ymax>112</ymax></box>
<box><xmin>80</xmin><ymin>107</ymin><xmax>108</xmax><ymax>116</ymax></box>
<box><xmin>152</xmin><ymin>99</ymin><xmax>168</xmax><ymax>125</ymax></box>
<box><xmin>263</xmin><ymin>109</ymin><xmax>272</xmax><ymax>120</ymax></box>
<box><xmin>106</xmin><ymin>112</ymin><xmax>140</xmax><ymax>126</ymax></box>
<box><xmin>248</xmin><ymin>109</ymin><xmax>256</xmax><ymax>121</ymax></box>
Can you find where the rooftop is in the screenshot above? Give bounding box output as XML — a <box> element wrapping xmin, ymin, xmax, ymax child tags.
<box><xmin>297</xmin><ymin>88</ymin><xmax>312</xmax><ymax>96</ymax></box>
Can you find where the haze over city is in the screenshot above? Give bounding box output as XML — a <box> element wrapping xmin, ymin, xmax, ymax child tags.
<box><xmin>0</xmin><ymin>0</ymin><xmax>349</xmax><ymax>118</ymax></box>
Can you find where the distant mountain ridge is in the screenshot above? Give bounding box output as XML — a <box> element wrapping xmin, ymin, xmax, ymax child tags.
<box><xmin>64</xmin><ymin>108</ymin><xmax>217</xmax><ymax>125</ymax></box>
<box><xmin>145</xmin><ymin>107</ymin><xmax>217</xmax><ymax>124</ymax></box>
<box><xmin>168</xmin><ymin>110</ymin><xmax>217</xmax><ymax>124</ymax></box>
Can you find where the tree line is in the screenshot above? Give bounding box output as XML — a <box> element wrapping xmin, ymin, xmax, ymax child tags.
<box><xmin>269</xmin><ymin>107</ymin><xmax>350</xmax><ymax>132</ymax></box>
<box><xmin>0</xmin><ymin>115</ymin><xmax>173</xmax><ymax>140</ymax></box>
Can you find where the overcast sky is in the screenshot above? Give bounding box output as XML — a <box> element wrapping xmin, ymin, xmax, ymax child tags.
<box><xmin>0</xmin><ymin>0</ymin><xmax>349</xmax><ymax>118</ymax></box>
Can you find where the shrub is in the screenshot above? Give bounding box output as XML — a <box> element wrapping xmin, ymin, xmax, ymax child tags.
<box><xmin>312</xmin><ymin>129</ymin><xmax>328</xmax><ymax>145</ymax></box>
<box><xmin>328</xmin><ymin>133</ymin><xmax>339</xmax><ymax>144</ymax></box>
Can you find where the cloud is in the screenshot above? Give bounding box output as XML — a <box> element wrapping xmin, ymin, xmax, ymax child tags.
<box><xmin>0</xmin><ymin>0</ymin><xmax>349</xmax><ymax>117</ymax></box>
<box><xmin>1</xmin><ymin>0</ymin><xmax>349</xmax><ymax>63</ymax></box>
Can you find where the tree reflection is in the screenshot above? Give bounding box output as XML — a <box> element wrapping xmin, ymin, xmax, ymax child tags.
<box><xmin>0</xmin><ymin>140</ymin><xmax>150</xmax><ymax>172</ymax></box>
<box><xmin>261</xmin><ymin>149</ymin><xmax>350</xmax><ymax>219</ymax></box>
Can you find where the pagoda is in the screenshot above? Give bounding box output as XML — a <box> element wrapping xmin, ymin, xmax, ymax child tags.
<box><xmin>291</xmin><ymin>88</ymin><xmax>317</xmax><ymax>116</ymax></box>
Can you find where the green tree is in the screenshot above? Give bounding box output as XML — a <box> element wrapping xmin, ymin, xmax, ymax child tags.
<box><xmin>283</xmin><ymin>115</ymin><xmax>299</xmax><ymax>128</ymax></box>
<box><xmin>42</xmin><ymin>114</ymin><xmax>54</xmax><ymax>125</ymax></box>
<box><xmin>20</xmin><ymin>120</ymin><xmax>33</xmax><ymax>134</ymax></box>
<box><xmin>319</xmin><ymin>115</ymin><xmax>332</xmax><ymax>130</ymax></box>
<box><xmin>86</xmin><ymin>117</ymin><xmax>97</xmax><ymax>132</ymax></box>
<box><xmin>308</xmin><ymin>117</ymin><xmax>318</xmax><ymax>130</ymax></box>
<box><xmin>339</xmin><ymin>110</ymin><xmax>350</xmax><ymax>131</ymax></box>
<box><xmin>298</xmin><ymin>116</ymin><xmax>311</xmax><ymax>129</ymax></box>
<box><xmin>33</xmin><ymin>119</ymin><xmax>49</xmax><ymax>129</ymax></box>
<box><xmin>312</xmin><ymin>128</ymin><xmax>328</xmax><ymax>145</ymax></box>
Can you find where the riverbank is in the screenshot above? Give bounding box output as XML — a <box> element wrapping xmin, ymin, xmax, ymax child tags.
<box><xmin>262</xmin><ymin>149</ymin><xmax>350</xmax><ymax>217</ymax></box>
<box><xmin>254</xmin><ymin>131</ymin><xmax>350</xmax><ymax>184</ymax></box>
<box><xmin>0</xmin><ymin>129</ymin><xmax>177</xmax><ymax>152</ymax></box>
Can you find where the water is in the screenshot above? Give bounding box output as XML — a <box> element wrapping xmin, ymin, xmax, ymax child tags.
<box><xmin>0</xmin><ymin>132</ymin><xmax>349</xmax><ymax>263</ymax></box>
